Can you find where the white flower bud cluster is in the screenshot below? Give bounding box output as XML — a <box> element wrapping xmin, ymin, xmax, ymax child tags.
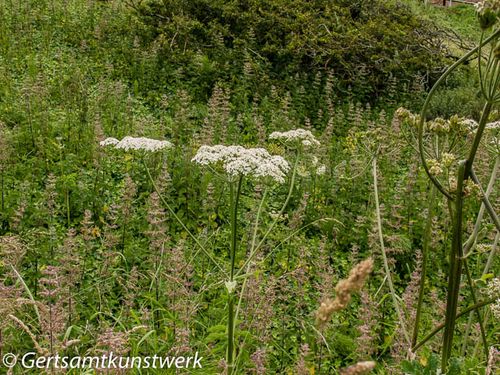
<box><xmin>269</xmin><ymin>128</ymin><xmax>320</xmax><ymax>147</ymax></box>
<box><xmin>486</xmin><ymin>277</ymin><xmax>500</xmax><ymax>320</ymax></box>
<box><xmin>463</xmin><ymin>179</ymin><xmax>481</xmax><ymax>198</ymax></box>
<box><xmin>465</xmin><ymin>120</ymin><xmax>500</xmax><ymax>134</ymax></box>
<box><xmin>192</xmin><ymin>145</ymin><xmax>290</xmax><ymax>183</ymax></box>
<box><xmin>427</xmin><ymin>159</ymin><xmax>443</xmax><ymax>176</ymax></box>
<box><xmin>394</xmin><ymin>107</ymin><xmax>421</xmax><ymax>128</ymax></box>
<box><xmin>486</xmin><ymin>121</ymin><xmax>500</xmax><ymax>130</ymax></box>
<box><xmin>100</xmin><ymin>136</ymin><xmax>173</xmax><ymax>152</ymax></box>
<box><xmin>476</xmin><ymin>244</ymin><xmax>491</xmax><ymax>253</ymax></box>
<box><xmin>441</xmin><ymin>153</ymin><xmax>456</xmax><ymax>168</ymax></box>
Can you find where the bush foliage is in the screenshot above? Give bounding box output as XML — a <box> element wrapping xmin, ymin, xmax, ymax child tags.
<box><xmin>134</xmin><ymin>0</ymin><xmax>450</xmax><ymax>101</ymax></box>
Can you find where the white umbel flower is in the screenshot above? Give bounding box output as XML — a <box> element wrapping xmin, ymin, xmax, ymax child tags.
<box><xmin>269</xmin><ymin>128</ymin><xmax>320</xmax><ymax>147</ymax></box>
<box><xmin>192</xmin><ymin>145</ymin><xmax>290</xmax><ymax>183</ymax></box>
<box><xmin>100</xmin><ymin>137</ymin><xmax>120</xmax><ymax>147</ymax></box>
<box><xmin>101</xmin><ymin>136</ymin><xmax>173</xmax><ymax>152</ymax></box>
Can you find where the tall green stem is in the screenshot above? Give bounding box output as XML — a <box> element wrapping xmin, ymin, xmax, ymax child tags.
<box><xmin>227</xmin><ymin>294</ymin><xmax>235</xmax><ymax>373</ymax></box>
<box><xmin>235</xmin><ymin>188</ymin><xmax>268</xmax><ymax>324</ymax></box>
<box><xmin>441</xmin><ymin>97</ymin><xmax>494</xmax><ymax>370</ymax></box>
<box><xmin>227</xmin><ymin>176</ymin><xmax>242</xmax><ymax>374</ymax></box>
<box><xmin>415</xmin><ymin>27</ymin><xmax>500</xmax><ymax>367</ymax></box>
<box><xmin>461</xmin><ymin>158</ymin><xmax>498</xmax><ymax>354</ymax></box>
<box><xmin>230</xmin><ymin>177</ymin><xmax>242</xmax><ymax>279</ymax></box>
<box><xmin>441</xmin><ymin>161</ymin><xmax>466</xmax><ymax>371</ymax></box>
<box><xmin>236</xmin><ymin>154</ymin><xmax>299</xmax><ymax>276</ymax></box>
<box><xmin>411</xmin><ymin>184</ymin><xmax>436</xmax><ymax>348</ymax></box>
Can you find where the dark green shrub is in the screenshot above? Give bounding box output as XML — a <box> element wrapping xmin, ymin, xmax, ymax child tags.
<box><xmin>132</xmin><ymin>0</ymin><xmax>451</xmax><ymax>103</ymax></box>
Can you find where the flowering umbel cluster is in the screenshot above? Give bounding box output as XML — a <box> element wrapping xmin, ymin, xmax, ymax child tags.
<box><xmin>269</xmin><ymin>128</ymin><xmax>320</xmax><ymax>147</ymax></box>
<box><xmin>100</xmin><ymin>136</ymin><xmax>173</xmax><ymax>152</ymax></box>
<box><xmin>396</xmin><ymin>108</ymin><xmax>477</xmax><ymax>136</ymax></box>
<box><xmin>315</xmin><ymin>258</ymin><xmax>374</xmax><ymax>328</ymax></box>
<box><xmin>476</xmin><ymin>0</ymin><xmax>500</xmax><ymax>29</ymax></box>
<box><xmin>192</xmin><ymin>145</ymin><xmax>290</xmax><ymax>183</ymax></box>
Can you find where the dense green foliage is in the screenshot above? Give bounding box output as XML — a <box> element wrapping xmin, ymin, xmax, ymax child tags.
<box><xmin>0</xmin><ymin>0</ymin><xmax>498</xmax><ymax>374</ymax></box>
<box><xmin>134</xmin><ymin>0</ymin><xmax>450</xmax><ymax>102</ymax></box>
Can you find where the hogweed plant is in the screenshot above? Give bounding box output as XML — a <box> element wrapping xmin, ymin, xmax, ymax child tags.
<box><xmin>397</xmin><ymin>1</ymin><xmax>500</xmax><ymax>370</ymax></box>
<box><xmin>115</xmin><ymin>129</ymin><xmax>335</xmax><ymax>373</ymax></box>
<box><xmin>191</xmin><ymin>144</ymin><xmax>291</xmax><ymax>374</ymax></box>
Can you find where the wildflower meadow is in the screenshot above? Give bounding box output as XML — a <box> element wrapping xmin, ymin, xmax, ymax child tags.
<box><xmin>0</xmin><ymin>0</ymin><xmax>498</xmax><ymax>373</ymax></box>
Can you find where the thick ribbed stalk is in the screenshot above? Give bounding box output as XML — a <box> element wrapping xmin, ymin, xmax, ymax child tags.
<box><xmin>415</xmin><ymin>27</ymin><xmax>500</xmax><ymax>365</ymax></box>
<box><xmin>441</xmin><ymin>97</ymin><xmax>494</xmax><ymax>370</ymax></box>
<box><xmin>411</xmin><ymin>184</ymin><xmax>436</xmax><ymax>348</ymax></box>
<box><xmin>227</xmin><ymin>176</ymin><xmax>242</xmax><ymax>374</ymax></box>
<box><xmin>441</xmin><ymin>161</ymin><xmax>466</xmax><ymax>371</ymax></box>
<box><xmin>227</xmin><ymin>295</ymin><xmax>235</xmax><ymax>373</ymax></box>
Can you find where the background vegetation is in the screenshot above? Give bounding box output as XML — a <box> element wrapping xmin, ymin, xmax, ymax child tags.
<box><xmin>0</xmin><ymin>0</ymin><xmax>498</xmax><ymax>373</ymax></box>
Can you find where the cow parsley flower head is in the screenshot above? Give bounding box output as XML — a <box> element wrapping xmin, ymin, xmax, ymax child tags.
<box><xmin>192</xmin><ymin>145</ymin><xmax>290</xmax><ymax>183</ymax></box>
<box><xmin>100</xmin><ymin>137</ymin><xmax>120</xmax><ymax>147</ymax></box>
<box><xmin>269</xmin><ymin>128</ymin><xmax>320</xmax><ymax>147</ymax></box>
<box><xmin>100</xmin><ymin>136</ymin><xmax>173</xmax><ymax>152</ymax></box>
